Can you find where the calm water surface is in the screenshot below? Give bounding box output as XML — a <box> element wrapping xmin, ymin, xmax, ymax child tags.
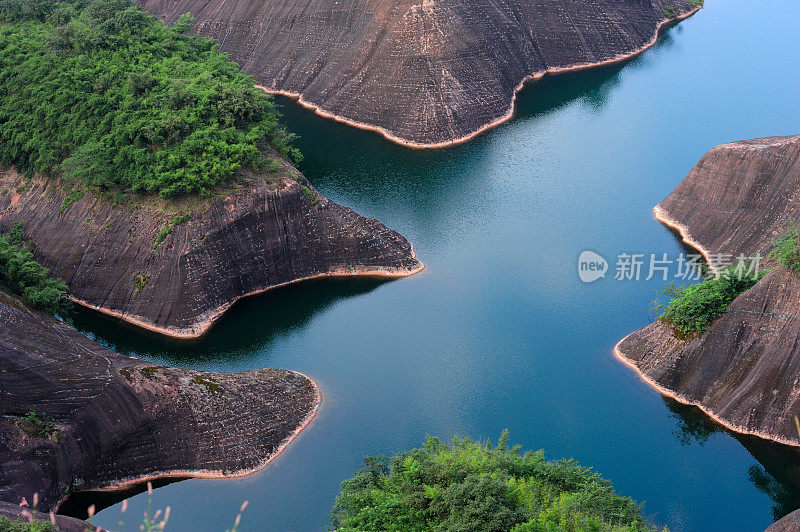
<box><xmin>84</xmin><ymin>0</ymin><xmax>800</xmax><ymax>530</ymax></box>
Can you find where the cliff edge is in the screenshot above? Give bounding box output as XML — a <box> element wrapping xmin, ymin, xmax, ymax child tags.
<box><xmin>615</xmin><ymin>135</ymin><xmax>800</xmax><ymax>446</ymax></box>
<box><xmin>137</xmin><ymin>0</ymin><xmax>700</xmax><ymax>147</ymax></box>
<box><xmin>0</xmin><ymin>291</ymin><xmax>321</xmax><ymax>512</ymax></box>
<box><xmin>0</xmin><ymin>166</ymin><xmax>422</xmax><ymax>338</ymax></box>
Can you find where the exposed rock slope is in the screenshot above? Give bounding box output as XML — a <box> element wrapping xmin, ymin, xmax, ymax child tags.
<box><xmin>137</xmin><ymin>0</ymin><xmax>700</xmax><ymax>147</ymax></box>
<box><xmin>0</xmin><ymin>291</ymin><xmax>321</xmax><ymax>512</ymax></box>
<box><xmin>615</xmin><ymin>135</ymin><xmax>800</xmax><ymax>446</ymax></box>
<box><xmin>0</xmin><ymin>167</ymin><xmax>422</xmax><ymax>338</ymax></box>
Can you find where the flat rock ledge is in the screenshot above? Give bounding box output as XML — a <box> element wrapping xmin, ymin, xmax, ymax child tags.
<box><xmin>137</xmin><ymin>0</ymin><xmax>700</xmax><ymax>147</ymax></box>
<box><xmin>0</xmin><ymin>167</ymin><xmax>423</xmax><ymax>339</ymax></box>
<box><xmin>0</xmin><ymin>291</ymin><xmax>321</xmax><ymax>512</ymax></box>
<box><xmin>615</xmin><ymin>135</ymin><xmax>800</xmax><ymax>447</ymax></box>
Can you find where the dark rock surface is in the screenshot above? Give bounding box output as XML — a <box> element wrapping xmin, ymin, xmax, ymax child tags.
<box><xmin>0</xmin><ymin>167</ymin><xmax>422</xmax><ymax>338</ymax></box>
<box><xmin>615</xmin><ymin>135</ymin><xmax>800</xmax><ymax>446</ymax></box>
<box><xmin>0</xmin><ymin>500</ymin><xmax>101</xmax><ymax>531</ymax></box>
<box><xmin>136</xmin><ymin>0</ymin><xmax>699</xmax><ymax>147</ymax></box>
<box><xmin>0</xmin><ymin>291</ymin><xmax>321</xmax><ymax>512</ymax></box>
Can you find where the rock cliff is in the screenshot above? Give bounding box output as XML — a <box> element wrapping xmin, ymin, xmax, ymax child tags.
<box><xmin>615</xmin><ymin>135</ymin><xmax>800</xmax><ymax>446</ymax></box>
<box><xmin>0</xmin><ymin>166</ymin><xmax>422</xmax><ymax>338</ymax></box>
<box><xmin>136</xmin><ymin>0</ymin><xmax>700</xmax><ymax>147</ymax></box>
<box><xmin>0</xmin><ymin>291</ymin><xmax>321</xmax><ymax>512</ymax></box>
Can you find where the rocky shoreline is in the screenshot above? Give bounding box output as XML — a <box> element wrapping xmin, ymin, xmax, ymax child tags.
<box><xmin>138</xmin><ymin>0</ymin><xmax>700</xmax><ymax>147</ymax></box>
<box><xmin>0</xmin><ymin>165</ymin><xmax>422</xmax><ymax>339</ymax></box>
<box><xmin>0</xmin><ymin>290</ymin><xmax>321</xmax><ymax>513</ymax></box>
<box><xmin>615</xmin><ymin>135</ymin><xmax>800</xmax><ymax>447</ymax></box>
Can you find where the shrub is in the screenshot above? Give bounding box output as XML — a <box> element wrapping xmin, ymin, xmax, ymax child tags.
<box><xmin>0</xmin><ymin>222</ymin><xmax>71</xmax><ymax>314</ymax></box>
<box><xmin>655</xmin><ymin>267</ymin><xmax>764</xmax><ymax>336</ymax></box>
<box><xmin>0</xmin><ymin>0</ymin><xmax>299</xmax><ymax>199</ymax></box>
<box><xmin>0</xmin><ymin>517</ymin><xmax>55</xmax><ymax>532</ymax></box>
<box><xmin>771</xmin><ymin>223</ymin><xmax>800</xmax><ymax>275</ymax></box>
<box><xmin>331</xmin><ymin>431</ymin><xmax>659</xmax><ymax>532</ymax></box>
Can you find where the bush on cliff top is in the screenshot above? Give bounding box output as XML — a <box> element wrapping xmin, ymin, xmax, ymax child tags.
<box><xmin>331</xmin><ymin>431</ymin><xmax>659</xmax><ymax>532</ymax></box>
<box><xmin>654</xmin><ymin>266</ymin><xmax>764</xmax><ymax>336</ymax></box>
<box><xmin>0</xmin><ymin>0</ymin><xmax>300</xmax><ymax>198</ymax></box>
<box><xmin>0</xmin><ymin>222</ymin><xmax>70</xmax><ymax>314</ymax></box>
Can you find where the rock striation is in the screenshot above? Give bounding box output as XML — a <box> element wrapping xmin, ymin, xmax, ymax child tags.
<box><xmin>0</xmin><ymin>291</ymin><xmax>321</xmax><ymax>513</ymax></box>
<box><xmin>615</xmin><ymin>135</ymin><xmax>800</xmax><ymax>446</ymax></box>
<box><xmin>136</xmin><ymin>0</ymin><xmax>700</xmax><ymax>147</ymax></box>
<box><xmin>0</xmin><ymin>166</ymin><xmax>422</xmax><ymax>338</ymax></box>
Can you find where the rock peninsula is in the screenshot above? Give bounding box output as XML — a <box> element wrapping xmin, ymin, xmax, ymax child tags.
<box><xmin>136</xmin><ymin>0</ymin><xmax>701</xmax><ymax>147</ymax></box>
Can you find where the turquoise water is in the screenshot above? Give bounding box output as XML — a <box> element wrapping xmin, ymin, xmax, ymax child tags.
<box><xmin>82</xmin><ymin>0</ymin><xmax>800</xmax><ymax>530</ymax></box>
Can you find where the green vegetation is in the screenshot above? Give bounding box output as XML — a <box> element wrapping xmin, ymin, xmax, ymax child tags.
<box><xmin>662</xmin><ymin>5</ymin><xmax>677</xmax><ymax>19</ymax></box>
<box><xmin>0</xmin><ymin>222</ymin><xmax>70</xmax><ymax>314</ymax></box>
<box><xmin>0</xmin><ymin>0</ymin><xmax>300</xmax><ymax>199</ymax></box>
<box><xmin>300</xmin><ymin>183</ymin><xmax>319</xmax><ymax>206</ymax></box>
<box><xmin>771</xmin><ymin>223</ymin><xmax>800</xmax><ymax>275</ymax></box>
<box><xmin>653</xmin><ymin>266</ymin><xmax>764</xmax><ymax>336</ymax></box>
<box><xmin>0</xmin><ymin>516</ymin><xmax>55</xmax><ymax>532</ymax></box>
<box><xmin>688</xmin><ymin>0</ymin><xmax>703</xmax><ymax>8</ymax></box>
<box><xmin>133</xmin><ymin>271</ymin><xmax>150</xmax><ymax>292</ymax></box>
<box><xmin>192</xmin><ymin>374</ymin><xmax>222</xmax><ymax>394</ymax></box>
<box><xmin>1</xmin><ymin>187</ymin><xmax>8</xmax><ymax>195</ymax></box>
<box><xmin>60</xmin><ymin>186</ymin><xmax>85</xmax><ymax>212</ymax></box>
<box><xmin>153</xmin><ymin>212</ymin><xmax>192</xmax><ymax>249</ymax></box>
<box><xmin>17</xmin><ymin>411</ymin><xmax>57</xmax><ymax>439</ymax></box>
<box><xmin>332</xmin><ymin>432</ymin><xmax>659</xmax><ymax>532</ymax></box>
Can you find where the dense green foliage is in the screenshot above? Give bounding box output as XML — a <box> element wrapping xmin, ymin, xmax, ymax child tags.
<box><xmin>0</xmin><ymin>222</ymin><xmax>70</xmax><ymax>313</ymax></box>
<box><xmin>0</xmin><ymin>0</ymin><xmax>299</xmax><ymax>198</ymax></box>
<box><xmin>0</xmin><ymin>516</ymin><xmax>55</xmax><ymax>531</ymax></box>
<box><xmin>771</xmin><ymin>224</ymin><xmax>800</xmax><ymax>275</ymax></box>
<box><xmin>656</xmin><ymin>267</ymin><xmax>763</xmax><ymax>335</ymax></box>
<box><xmin>331</xmin><ymin>432</ymin><xmax>659</xmax><ymax>532</ymax></box>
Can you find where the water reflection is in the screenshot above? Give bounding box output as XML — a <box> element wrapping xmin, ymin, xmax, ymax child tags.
<box><xmin>68</xmin><ymin>278</ymin><xmax>386</xmax><ymax>368</ymax></box>
<box><xmin>664</xmin><ymin>398</ymin><xmax>800</xmax><ymax>520</ymax></box>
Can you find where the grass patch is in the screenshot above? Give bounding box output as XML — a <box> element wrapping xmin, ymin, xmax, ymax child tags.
<box><xmin>133</xmin><ymin>272</ymin><xmax>150</xmax><ymax>293</ymax></box>
<box><xmin>153</xmin><ymin>212</ymin><xmax>192</xmax><ymax>249</ymax></box>
<box><xmin>192</xmin><ymin>374</ymin><xmax>222</xmax><ymax>394</ymax></box>
<box><xmin>300</xmin><ymin>183</ymin><xmax>320</xmax><ymax>206</ymax></box>
<box><xmin>60</xmin><ymin>187</ymin><xmax>85</xmax><ymax>213</ymax></box>
<box><xmin>1</xmin><ymin>188</ymin><xmax>8</xmax><ymax>195</ymax></box>
<box><xmin>332</xmin><ymin>431</ymin><xmax>659</xmax><ymax>532</ymax></box>
<box><xmin>0</xmin><ymin>516</ymin><xmax>55</xmax><ymax>532</ymax></box>
<box><xmin>652</xmin><ymin>266</ymin><xmax>765</xmax><ymax>337</ymax></box>
<box><xmin>16</xmin><ymin>411</ymin><xmax>58</xmax><ymax>439</ymax></box>
<box><xmin>771</xmin><ymin>223</ymin><xmax>800</xmax><ymax>275</ymax></box>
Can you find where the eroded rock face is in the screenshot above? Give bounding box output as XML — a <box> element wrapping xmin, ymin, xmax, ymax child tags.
<box><xmin>655</xmin><ymin>135</ymin><xmax>800</xmax><ymax>260</ymax></box>
<box><xmin>615</xmin><ymin>135</ymin><xmax>800</xmax><ymax>446</ymax></box>
<box><xmin>136</xmin><ymin>0</ymin><xmax>699</xmax><ymax>147</ymax></box>
<box><xmin>0</xmin><ymin>292</ymin><xmax>321</xmax><ymax>512</ymax></box>
<box><xmin>0</xmin><ymin>167</ymin><xmax>422</xmax><ymax>338</ymax></box>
